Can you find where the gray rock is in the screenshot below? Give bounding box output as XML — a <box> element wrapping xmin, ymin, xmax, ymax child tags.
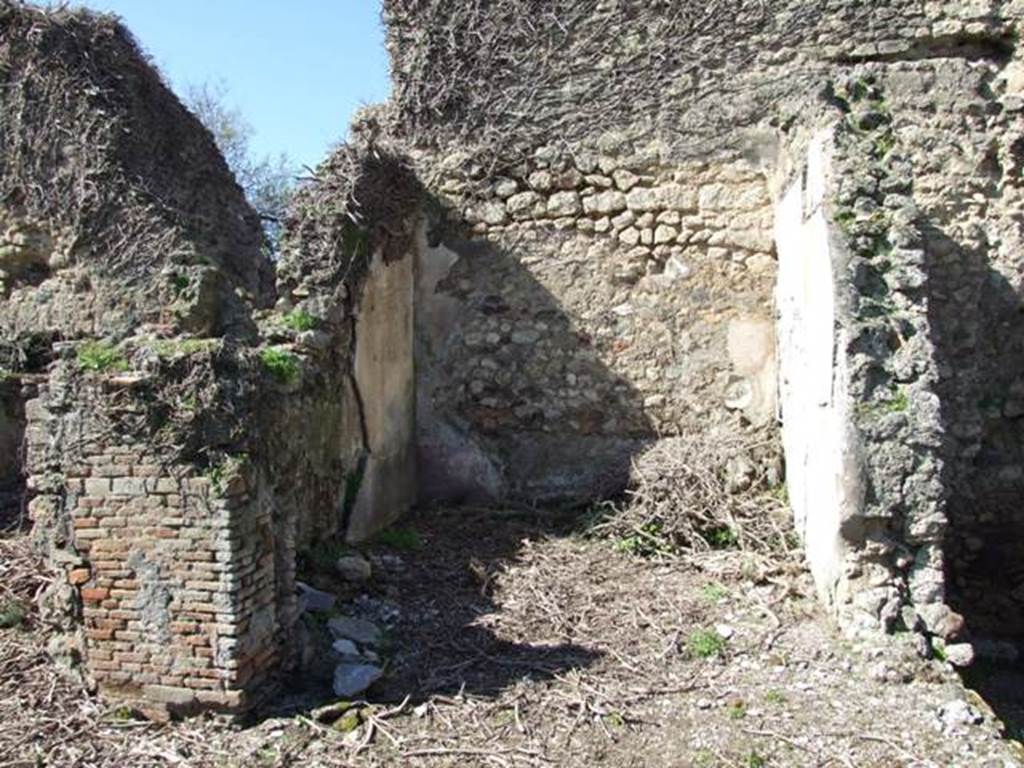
<box><xmin>546</xmin><ymin>191</ymin><xmax>581</xmax><ymax>217</ymax></box>
<box><xmin>332</xmin><ymin>638</ymin><xmax>359</xmax><ymax>656</ymax></box>
<box><xmin>332</xmin><ymin>662</ymin><xmax>383</xmax><ymax>698</ymax></box>
<box><xmin>493</xmin><ymin>178</ymin><xmax>518</xmax><ymax>198</ymax></box>
<box><xmin>297</xmin><ymin>581</ymin><xmax>335</xmax><ymax>613</ymax></box>
<box><xmin>917</xmin><ymin>603</ymin><xmax>965</xmax><ymax>640</ymax></box>
<box><xmin>944</xmin><ymin>642</ymin><xmax>976</xmax><ymax>668</ymax></box>
<box><xmin>506</xmin><ymin>190</ymin><xmax>543</xmax><ymax>218</ymax></box>
<box><xmin>582</xmin><ymin>190</ymin><xmax>627</xmax><ymax>215</ymax></box>
<box><xmin>937</xmin><ymin>699</ymin><xmax>984</xmax><ymax>729</ymax></box>
<box><xmin>335</xmin><ymin>553</ymin><xmax>372</xmax><ymax>583</ymax></box>
<box><xmin>328</xmin><ymin>616</ymin><xmax>383</xmax><ymax>647</ymax></box>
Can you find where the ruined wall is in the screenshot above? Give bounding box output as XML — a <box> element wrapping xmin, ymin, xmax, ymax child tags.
<box><xmin>415</xmin><ymin>147</ymin><xmax>778</xmax><ymax>503</ymax></box>
<box><xmin>0</xmin><ymin>4</ymin><xmax>272</xmax><ymax>342</ymax></box>
<box><xmin>2</xmin><ymin>5</ymin><xmax>417</xmax><ymax>717</ymax></box>
<box><xmin>777</xmin><ymin>33</ymin><xmax>1024</xmax><ymax>650</ymax></box>
<box><xmin>386</xmin><ymin>0</ymin><xmax>1024</xmax><ymax>650</ymax></box>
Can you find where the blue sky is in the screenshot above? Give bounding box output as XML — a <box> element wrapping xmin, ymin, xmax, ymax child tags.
<box><xmin>79</xmin><ymin>1</ymin><xmax>391</xmax><ymax>170</ymax></box>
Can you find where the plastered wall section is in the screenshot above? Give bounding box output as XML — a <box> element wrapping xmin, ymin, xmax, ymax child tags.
<box><xmin>775</xmin><ymin>132</ymin><xmax>860</xmax><ymax>614</ymax></box>
<box><xmin>348</xmin><ymin>248</ymin><xmax>416</xmax><ymax>542</ymax></box>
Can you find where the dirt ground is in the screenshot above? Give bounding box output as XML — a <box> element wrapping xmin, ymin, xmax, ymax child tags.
<box><xmin>2</xmin><ymin>507</ymin><xmax>1023</xmax><ymax>768</ymax></box>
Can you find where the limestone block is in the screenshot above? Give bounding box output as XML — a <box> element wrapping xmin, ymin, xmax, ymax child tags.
<box><xmin>626</xmin><ymin>184</ymin><xmax>697</xmax><ymax>212</ymax></box>
<box><xmin>547</xmin><ymin>191</ymin><xmax>582</xmax><ymax>217</ymax></box>
<box><xmin>583</xmin><ymin>190</ymin><xmax>627</xmax><ymax>215</ymax></box>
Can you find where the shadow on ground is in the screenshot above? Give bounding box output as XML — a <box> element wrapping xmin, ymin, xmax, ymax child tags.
<box><xmin>256</xmin><ymin>506</ymin><xmax>603</xmax><ymax>720</ymax></box>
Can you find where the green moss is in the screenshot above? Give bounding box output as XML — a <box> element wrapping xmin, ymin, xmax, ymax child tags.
<box><xmin>0</xmin><ymin>599</ymin><xmax>27</xmax><ymax>629</ymax></box>
<box><xmin>857</xmin><ymin>388</ymin><xmax>909</xmax><ymax>418</ymax></box>
<box><xmin>374</xmin><ymin>526</ymin><xmax>423</xmax><ymax>551</ymax></box>
<box><xmin>281</xmin><ymin>310</ymin><xmax>318</xmax><ymax>332</ymax></box>
<box><xmin>342</xmin><ymin>462</ymin><xmax>365</xmax><ymax>520</ymax></box>
<box><xmin>77</xmin><ymin>341</ymin><xmax>128</xmax><ymax>373</ymax></box>
<box><xmin>260</xmin><ymin>347</ymin><xmax>300</xmax><ymax>384</ymax></box>
<box><xmin>333</xmin><ymin>709</ymin><xmax>363</xmax><ymax>733</ymax></box>
<box><xmin>148</xmin><ymin>338</ymin><xmax>218</xmax><ymax>358</ymax></box>
<box><xmin>687</xmin><ymin>628</ymin><xmax>727</xmax><ymax>659</ymax></box>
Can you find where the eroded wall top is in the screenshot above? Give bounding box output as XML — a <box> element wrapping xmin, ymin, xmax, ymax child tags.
<box><xmin>0</xmin><ymin>3</ymin><xmax>273</xmax><ymax>342</ymax></box>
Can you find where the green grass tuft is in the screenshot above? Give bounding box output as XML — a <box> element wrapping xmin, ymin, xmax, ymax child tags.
<box><xmin>703</xmin><ymin>525</ymin><xmax>738</xmax><ymax>550</ymax></box>
<box><xmin>281</xmin><ymin>311</ymin><xmax>319</xmax><ymax>332</ymax></box>
<box><xmin>702</xmin><ymin>582</ymin><xmax>730</xmax><ymax>603</ymax></box>
<box><xmin>77</xmin><ymin>341</ymin><xmax>128</xmax><ymax>373</ymax></box>
<box><xmin>260</xmin><ymin>347</ymin><xmax>300</xmax><ymax>384</ymax></box>
<box><xmin>613</xmin><ymin>521</ymin><xmax>679</xmax><ymax>558</ymax></box>
<box><xmin>687</xmin><ymin>628</ymin><xmax>727</xmax><ymax>659</ymax></box>
<box><xmin>765</xmin><ymin>689</ymin><xmax>787</xmax><ymax>705</ymax></box>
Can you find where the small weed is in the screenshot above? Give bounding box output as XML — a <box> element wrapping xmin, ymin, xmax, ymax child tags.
<box><xmin>491</xmin><ymin>709</ymin><xmax>516</xmax><ymax>727</ymax></box>
<box><xmin>0</xmin><ymin>600</ymin><xmax>27</xmax><ymax>629</ymax></box>
<box><xmin>770</xmin><ymin>483</ymin><xmax>789</xmax><ymax>505</ymax></box>
<box><xmin>728</xmin><ymin>701</ymin><xmax>747</xmax><ymax>720</ymax></box>
<box><xmin>873</xmin><ymin>131</ymin><xmax>897</xmax><ymax>158</ymax></box>
<box><xmin>206</xmin><ymin>454</ymin><xmax>247</xmax><ymax>495</ymax></box>
<box><xmin>149</xmin><ymin>338</ymin><xmax>217</xmax><ymax>358</ymax></box>
<box><xmin>703</xmin><ymin>525</ymin><xmax>738</xmax><ymax>550</ymax></box>
<box><xmin>702</xmin><ymin>582</ymin><xmax>730</xmax><ymax>603</ymax></box>
<box><xmin>260</xmin><ymin>347</ymin><xmax>300</xmax><ymax>384</ymax></box>
<box><xmin>857</xmin><ymin>388</ymin><xmax>909</xmax><ymax>418</ymax></box>
<box><xmin>604</xmin><ymin>711</ymin><xmax>627</xmax><ymax>728</ymax></box>
<box><xmin>77</xmin><ymin>341</ymin><xmax>128</xmax><ymax>373</ymax></box>
<box><xmin>374</xmin><ymin>527</ymin><xmax>422</xmax><ymax>551</ymax></box>
<box><xmin>765</xmin><ymin>689</ymin><xmax>787</xmax><ymax>705</ymax></box>
<box><xmin>302</xmin><ymin>539</ymin><xmax>351</xmax><ymax>573</ymax></box>
<box><xmin>111</xmin><ymin>705</ymin><xmax>141</xmax><ymax>721</ymax></box>
<box><xmin>747</xmin><ymin>751</ymin><xmax>768</xmax><ymax>768</ymax></box>
<box><xmin>687</xmin><ymin>628</ymin><xmax>727</xmax><ymax>659</ymax></box>
<box><xmin>281</xmin><ymin>310</ymin><xmax>318</xmax><ymax>332</ymax></box>
<box><xmin>169</xmin><ymin>273</ymin><xmax>190</xmax><ymax>293</ymax></box>
<box><xmin>834</xmin><ymin>208</ymin><xmax>856</xmax><ymax>231</ymax></box>
<box><xmin>693</xmin><ymin>750</ymin><xmax>718</xmax><ymax>768</ymax></box>
<box><xmin>615</xmin><ymin>522</ymin><xmax>679</xmax><ymax>558</ymax></box>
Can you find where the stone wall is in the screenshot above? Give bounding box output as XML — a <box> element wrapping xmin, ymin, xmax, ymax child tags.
<box><xmin>776</xmin><ymin>37</ymin><xmax>1024</xmax><ymax>654</ymax></box>
<box><xmin>393</xmin><ymin>0</ymin><xmax>1024</xmax><ymax>655</ymax></box>
<box><xmin>415</xmin><ymin>145</ymin><xmax>779</xmax><ymax>503</ymax></box>
<box><xmin>1</xmin><ymin>6</ymin><xmax>418</xmax><ymax>718</ymax></box>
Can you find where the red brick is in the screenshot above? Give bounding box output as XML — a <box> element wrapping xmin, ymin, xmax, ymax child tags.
<box><xmin>68</xmin><ymin>568</ymin><xmax>91</xmax><ymax>585</ymax></box>
<box><xmin>73</xmin><ymin>518</ymin><xmax>99</xmax><ymax>529</ymax></box>
<box><xmin>184</xmin><ymin>677</ymin><xmax>219</xmax><ymax>690</ymax></box>
<box><xmin>80</xmin><ymin>587</ymin><xmax>110</xmax><ymax>603</ymax></box>
<box><xmin>86</xmin><ymin>628</ymin><xmax>114</xmax><ymax>641</ymax></box>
